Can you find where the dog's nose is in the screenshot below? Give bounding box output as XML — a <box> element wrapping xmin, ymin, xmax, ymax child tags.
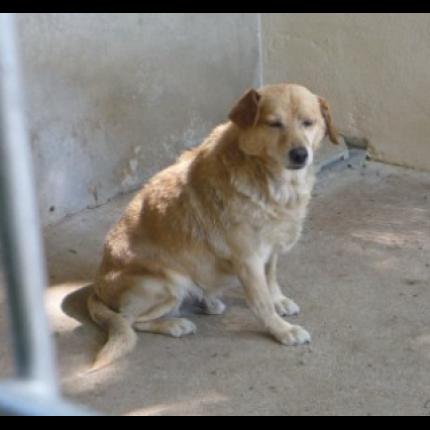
<box><xmin>289</xmin><ymin>147</ymin><xmax>309</xmax><ymax>166</ymax></box>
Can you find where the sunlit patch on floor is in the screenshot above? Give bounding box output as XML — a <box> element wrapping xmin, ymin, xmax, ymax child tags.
<box><xmin>125</xmin><ymin>392</ymin><xmax>228</xmax><ymax>416</ymax></box>
<box><xmin>351</xmin><ymin>230</ymin><xmax>428</xmax><ymax>249</ymax></box>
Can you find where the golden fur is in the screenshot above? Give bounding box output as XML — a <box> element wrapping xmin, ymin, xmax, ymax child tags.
<box><xmin>87</xmin><ymin>83</ymin><xmax>339</xmax><ymax>370</ymax></box>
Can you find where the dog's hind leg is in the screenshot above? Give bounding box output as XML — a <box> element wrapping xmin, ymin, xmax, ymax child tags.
<box><xmin>134</xmin><ymin>318</ymin><xmax>197</xmax><ymax>337</ymax></box>
<box><xmin>89</xmin><ymin>274</ymin><xmax>179</xmax><ymax>371</ymax></box>
<box><xmin>201</xmin><ymin>296</ymin><xmax>227</xmax><ymax>315</ymax></box>
<box><xmin>126</xmin><ymin>275</ymin><xmax>197</xmax><ymax>338</ymax></box>
<box><xmin>266</xmin><ymin>253</ymin><xmax>300</xmax><ymax>317</ymax></box>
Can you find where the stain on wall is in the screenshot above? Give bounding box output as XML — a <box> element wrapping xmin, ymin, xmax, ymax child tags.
<box><xmin>17</xmin><ymin>13</ymin><xmax>260</xmax><ymax>225</ymax></box>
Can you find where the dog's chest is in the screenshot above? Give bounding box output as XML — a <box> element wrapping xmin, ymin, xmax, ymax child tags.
<box><xmin>229</xmin><ymin>168</ymin><xmax>314</xmax><ymax>253</ymax></box>
<box><xmin>263</xmin><ymin>171</ymin><xmax>314</xmax><ymax>251</ymax></box>
<box><xmin>266</xmin><ymin>210</ymin><xmax>306</xmax><ymax>253</ymax></box>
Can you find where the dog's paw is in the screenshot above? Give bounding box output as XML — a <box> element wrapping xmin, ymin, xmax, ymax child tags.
<box><xmin>203</xmin><ymin>298</ymin><xmax>227</xmax><ymax>315</ymax></box>
<box><xmin>169</xmin><ymin>319</ymin><xmax>197</xmax><ymax>338</ymax></box>
<box><xmin>274</xmin><ymin>324</ymin><xmax>311</xmax><ymax>346</ymax></box>
<box><xmin>274</xmin><ymin>296</ymin><xmax>300</xmax><ymax>317</ymax></box>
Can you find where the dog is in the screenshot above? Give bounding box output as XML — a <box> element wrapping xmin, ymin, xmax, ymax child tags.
<box><xmin>87</xmin><ymin>83</ymin><xmax>339</xmax><ymax>370</ymax></box>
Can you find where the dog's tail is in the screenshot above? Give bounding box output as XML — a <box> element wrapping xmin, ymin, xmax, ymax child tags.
<box><xmin>87</xmin><ymin>292</ymin><xmax>137</xmax><ymax>372</ymax></box>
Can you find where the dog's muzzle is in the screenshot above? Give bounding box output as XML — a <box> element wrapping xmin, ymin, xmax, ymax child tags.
<box><xmin>287</xmin><ymin>147</ymin><xmax>309</xmax><ymax>170</ymax></box>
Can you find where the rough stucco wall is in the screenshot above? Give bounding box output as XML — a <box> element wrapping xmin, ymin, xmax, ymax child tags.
<box><xmin>262</xmin><ymin>13</ymin><xmax>430</xmax><ymax>172</ymax></box>
<box><xmin>17</xmin><ymin>13</ymin><xmax>260</xmax><ymax>226</ymax></box>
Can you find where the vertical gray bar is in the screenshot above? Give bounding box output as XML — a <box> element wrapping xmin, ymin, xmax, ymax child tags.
<box><xmin>0</xmin><ymin>13</ymin><xmax>59</xmax><ymax>395</ymax></box>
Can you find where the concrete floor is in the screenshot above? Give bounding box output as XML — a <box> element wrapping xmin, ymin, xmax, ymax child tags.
<box><xmin>1</xmin><ymin>154</ymin><xmax>430</xmax><ymax>415</ymax></box>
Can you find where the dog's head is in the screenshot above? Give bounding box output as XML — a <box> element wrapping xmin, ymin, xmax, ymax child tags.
<box><xmin>228</xmin><ymin>84</ymin><xmax>339</xmax><ymax>170</ymax></box>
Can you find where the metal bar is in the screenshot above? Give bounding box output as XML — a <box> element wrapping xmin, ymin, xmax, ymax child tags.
<box><xmin>0</xmin><ymin>13</ymin><xmax>59</xmax><ymax>396</ymax></box>
<box><xmin>0</xmin><ymin>382</ymin><xmax>96</xmax><ymax>416</ymax></box>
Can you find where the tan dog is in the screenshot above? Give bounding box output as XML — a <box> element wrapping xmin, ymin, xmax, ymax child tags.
<box><xmin>87</xmin><ymin>83</ymin><xmax>339</xmax><ymax>370</ymax></box>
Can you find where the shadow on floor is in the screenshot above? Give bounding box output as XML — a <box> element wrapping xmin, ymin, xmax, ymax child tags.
<box><xmin>61</xmin><ymin>284</ymin><xmax>93</xmax><ymax>326</ymax></box>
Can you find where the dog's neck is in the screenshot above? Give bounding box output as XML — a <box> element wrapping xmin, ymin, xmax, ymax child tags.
<box><xmin>272</xmin><ymin>166</ymin><xmax>315</xmax><ymax>208</ymax></box>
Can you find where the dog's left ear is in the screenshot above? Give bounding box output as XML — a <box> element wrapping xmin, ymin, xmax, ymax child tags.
<box><xmin>229</xmin><ymin>89</ymin><xmax>261</xmax><ymax>129</ymax></box>
<box><xmin>318</xmin><ymin>97</ymin><xmax>339</xmax><ymax>145</ymax></box>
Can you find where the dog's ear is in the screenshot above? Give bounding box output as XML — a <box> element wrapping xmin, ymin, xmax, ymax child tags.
<box><xmin>318</xmin><ymin>97</ymin><xmax>339</xmax><ymax>145</ymax></box>
<box><xmin>229</xmin><ymin>89</ymin><xmax>262</xmax><ymax>129</ymax></box>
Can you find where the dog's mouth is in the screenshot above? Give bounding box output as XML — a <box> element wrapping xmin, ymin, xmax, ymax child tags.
<box><xmin>285</xmin><ymin>160</ymin><xmax>309</xmax><ymax>171</ymax></box>
<box><xmin>286</xmin><ymin>163</ymin><xmax>307</xmax><ymax>171</ymax></box>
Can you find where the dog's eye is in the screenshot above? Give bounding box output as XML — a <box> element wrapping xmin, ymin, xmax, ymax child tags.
<box><xmin>267</xmin><ymin>120</ymin><xmax>284</xmax><ymax>129</ymax></box>
<box><xmin>302</xmin><ymin>119</ymin><xmax>315</xmax><ymax>128</ymax></box>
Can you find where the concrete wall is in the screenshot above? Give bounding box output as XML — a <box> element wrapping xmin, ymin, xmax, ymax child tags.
<box><xmin>16</xmin><ymin>13</ymin><xmax>430</xmax><ymax>227</ymax></box>
<box><xmin>262</xmin><ymin>13</ymin><xmax>430</xmax><ymax>172</ymax></box>
<box><xmin>17</xmin><ymin>13</ymin><xmax>260</xmax><ymax>225</ymax></box>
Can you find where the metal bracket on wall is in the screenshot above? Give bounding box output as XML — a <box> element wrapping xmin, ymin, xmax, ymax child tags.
<box><xmin>315</xmin><ymin>135</ymin><xmax>350</xmax><ymax>173</ymax></box>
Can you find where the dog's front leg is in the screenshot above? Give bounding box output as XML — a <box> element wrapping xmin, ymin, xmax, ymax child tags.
<box><xmin>266</xmin><ymin>253</ymin><xmax>300</xmax><ymax>317</ymax></box>
<box><xmin>236</xmin><ymin>257</ymin><xmax>310</xmax><ymax>346</ymax></box>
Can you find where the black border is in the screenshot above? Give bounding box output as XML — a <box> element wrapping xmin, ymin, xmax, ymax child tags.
<box><xmin>3</xmin><ymin>4</ymin><xmax>430</xmax><ymax>13</ymax></box>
